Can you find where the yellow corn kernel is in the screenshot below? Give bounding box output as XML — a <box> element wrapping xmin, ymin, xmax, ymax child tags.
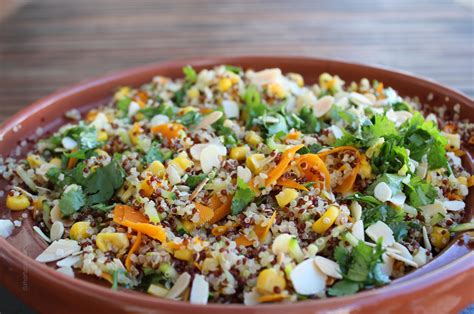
<box><xmin>444</xmin><ymin>133</ymin><xmax>461</xmax><ymax>149</ymax></box>
<box><xmin>275</xmin><ymin>188</ymin><xmax>299</xmax><ymax>208</ymax></box>
<box><xmin>256</xmin><ymin>268</ymin><xmax>286</xmax><ymax>295</ymax></box>
<box><xmin>70</xmin><ymin>221</ymin><xmax>95</xmax><ymax>240</ymax></box>
<box><xmin>33</xmin><ymin>196</ymin><xmax>45</xmax><ymax>210</ymax></box>
<box><xmin>114</xmin><ymin>86</ymin><xmax>130</xmax><ymax>100</ymax></box>
<box><xmin>288</xmin><ymin>72</ymin><xmax>304</xmax><ymax>87</ymax></box>
<box><xmin>359</xmin><ymin>155</ymin><xmax>372</xmax><ymax>179</ymax></box>
<box><xmin>6</xmin><ymin>194</ymin><xmax>30</xmax><ymax>211</ymax></box>
<box><xmin>230</xmin><ymin>146</ymin><xmax>250</xmax><ymax>161</ymax></box>
<box><xmin>170</xmin><ymin>154</ymin><xmax>194</xmax><ymax>175</ymax></box>
<box><xmin>178</xmin><ymin>106</ymin><xmax>198</xmax><ymax>115</ymax></box>
<box><xmin>319</xmin><ymin>73</ymin><xmax>333</xmax><ymax>89</ymax></box>
<box><xmin>49</xmin><ymin>157</ymin><xmax>62</xmax><ymax>168</ymax></box>
<box><xmin>27</xmin><ymin>154</ymin><xmax>44</xmax><ymax>169</ymax></box>
<box><xmin>139</xmin><ymin>179</ymin><xmax>154</xmax><ymax>197</ymax></box>
<box><xmin>94</xmin><ymin>149</ymin><xmax>110</xmax><ymax>158</ymax></box>
<box><xmin>97</xmin><ymin>131</ymin><xmax>108</xmax><ymax>142</ymax></box>
<box><xmin>312</xmin><ymin>205</ymin><xmax>340</xmax><ymax>234</ymax></box>
<box><xmin>246</xmin><ymin>154</ymin><xmax>266</xmax><ymax>174</ymax></box>
<box><xmin>217</xmin><ymin>78</ymin><xmax>233</xmax><ymax>92</ymax></box>
<box><xmin>146</xmin><ymin>160</ymin><xmax>166</xmax><ymax>178</ymax></box>
<box><xmin>128</xmin><ymin>123</ymin><xmax>143</xmax><ymax>145</ymax></box>
<box><xmin>245</xmin><ymin>131</ymin><xmax>263</xmax><ymax>146</ymax></box>
<box><xmin>468</xmin><ymin>175</ymin><xmax>474</xmax><ymax>187</ymax></box>
<box><xmin>187</xmin><ymin>88</ymin><xmax>200</xmax><ymax>100</ymax></box>
<box><xmin>182</xmin><ymin>220</ymin><xmax>195</xmax><ymax>233</ymax></box>
<box><xmin>96</xmin><ymin>233</ymin><xmax>129</xmax><ymax>253</ymax></box>
<box><xmin>430</xmin><ymin>227</ymin><xmax>450</xmax><ymax>249</ymax></box>
<box><xmin>174</xmin><ymin>249</ymin><xmax>193</xmax><ymax>261</ymax></box>
<box><xmin>458</xmin><ymin>176</ymin><xmax>468</xmax><ymax>186</ymax></box>
<box><xmin>267</xmin><ymin>82</ymin><xmax>286</xmax><ymax>99</ymax></box>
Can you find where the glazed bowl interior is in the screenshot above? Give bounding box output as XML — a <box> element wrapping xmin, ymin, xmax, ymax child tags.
<box><xmin>0</xmin><ymin>56</ymin><xmax>473</xmax><ymax>314</ymax></box>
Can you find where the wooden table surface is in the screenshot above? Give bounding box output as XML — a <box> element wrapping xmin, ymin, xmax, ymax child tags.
<box><xmin>0</xmin><ymin>0</ymin><xmax>473</xmax><ymax>312</ymax></box>
<box><xmin>0</xmin><ymin>0</ymin><xmax>473</xmax><ymax>124</ymax></box>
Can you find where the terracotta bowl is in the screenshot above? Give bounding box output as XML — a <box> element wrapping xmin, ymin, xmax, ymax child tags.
<box><xmin>0</xmin><ymin>56</ymin><xmax>473</xmax><ymax>314</ymax></box>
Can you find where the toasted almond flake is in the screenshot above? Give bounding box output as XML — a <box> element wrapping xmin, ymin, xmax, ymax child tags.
<box><xmin>314</xmin><ymin>96</ymin><xmax>334</xmax><ymax>117</ymax></box>
<box><xmin>56</xmin><ymin>266</ymin><xmax>75</xmax><ymax>277</ymax></box>
<box><xmin>413</xmin><ymin>247</ymin><xmax>429</xmax><ymax>267</ymax></box>
<box><xmin>314</xmin><ymin>256</ymin><xmax>342</xmax><ymax>279</ymax></box>
<box><xmin>200</xmin><ymin>145</ymin><xmax>221</xmax><ymax>173</ymax></box>
<box><xmin>50</xmin><ymin>221</ymin><xmax>64</xmax><ymax>241</ymax></box>
<box><xmin>36</xmin><ymin>239</ymin><xmax>80</xmax><ymax>263</ymax></box>
<box><xmin>56</xmin><ymin>254</ymin><xmax>81</xmax><ymax>268</ymax></box>
<box><xmin>390</xmin><ymin>242</ymin><xmax>413</xmax><ymax>260</ymax></box>
<box><xmin>33</xmin><ymin>226</ymin><xmax>51</xmax><ymax>243</ymax></box>
<box><xmin>271</xmin><ymin>233</ymin><xmax>293</xmax><ymax>255</ymax></box>
<box><xmin>196</xmin><ymin>111</ymin><xmax>223</xmax><ymax>129</ymax></box>
<box><xmin>61</xmin><ymin>136</ymin><xmax>77</xmax><ymax>150</ymax></box>
<box><xmin>387</xmin><ymin>251</ymin><xmax>419</xmax><ymax>268</ymax></box>
<box><xmin>166</xmin><ymin>165</ymin><xmax>181</xmax><ymax>185</ymax></box>
<box><xmin>386</xmin><ymin>109</ymin><xmax>412</xmax><ymax>126</ymax></box>
<box><xmin>390</xmin><ymin>192</ymin><xmax>406</xmax><ymax>207</ymax></box>
<box><xmin>374</xmin><ymin>182</ymin><xmax>392</xmax><ymax>202</ymax></box>
<box><xmin>190</xmin><ymin>143</ymin><xmax>226</xmax><ymax>161</ymax></box>
<box><xmin>379</xmin><ymin>253</ymin><xmax>394</xmax><ymax>277</ymax></box>
<box><xmin>421</xmin><ymin>201</ymin><xmax>447</xmax><ymax>221</ymax></box>
<box><xmin>150</xmin><ymin>114</ymin><xmax>170</xmax><ymax>127</ymax></box>
<box><xmin>352</xmin><ymin>220</ymin><xmax>365</xmax><ymax>241</ymax></box>
<box><xmin>128</xmin><ymin>101</ymin><xmax>141</xmax><ymax>117</ymax></box>
<box><xmin>190</xmin><ymin>274</ymin><xmax>209</xmax><ymax>305</ymax></box>
<box><xmin>166</xmin><ymin>272</ymin><xmax>191</xmax><ymax>300</ymax></box>
<box><xmin>247</xmin><ymin>68</ymin><xmax>283</xmax><ymax>86</ymax></box>
<box><xmin>290</xmin><ymin>258</ymin><xmax>327</xmax><ymax>295</ymax></box>
<box><xmin>350</xmin><ymin>92</ymin><xmax>372</xmax><ymax>106</ymax></box>
<box><xmin>365</xmin><ymin>221</ymin><xmax>395</xmax><ymax>247</ymax></box>
<box><xmin>350</xmin><ymin>201</ymin><xmax>362</xmax><ymax>221</ymax></box>
<box><xmin>90</xmin><ymin>112</ymin><xmax>110</xmax><ymax>130</ymax></box>
<box><xmin>189</xmin><ymin>178</ymin><xmax>209</xmax><ymax>201</ymax></box>
<box><xmin>422</xmin><ymin>226</ymin><xmax>432</xmax><ymax>251</ymax></box>
<box><xmin>237</xmin><ymin>166</ymin><xmax>252</xmax><ymax>183</ymax></box>
<box><xmin>222</xmin><ymin>100</ymin><xmax>240</xmax><ymax>119</ymax></box>
<box><xmin>443</xmin><ymin>200</ymin><xmax>465</xmax><ymax>212</ymax></box>
<box><xmin>0</xmin><ymin>220</ymin><xmax>14</xmax><ymax>238</ymax></box>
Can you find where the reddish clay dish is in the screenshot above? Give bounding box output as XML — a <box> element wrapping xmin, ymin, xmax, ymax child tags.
<box><xmin>0</xmin><ymin>57</ymin><xmax>473</xmax><ymax>313</ymax></box>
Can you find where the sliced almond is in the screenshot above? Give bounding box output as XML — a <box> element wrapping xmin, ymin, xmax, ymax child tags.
<box><xmin>271</xmin><ymin>233</ymin><xmax>293</xmax><ymax>255</ymax></box>
<box><xmin>150</xmin><ymin>114</ymin><xmax>170</xmax><ymax>127</ymax></box>
<box><xmin>374</xmin><ymin>182</ymin><xmax>392</xmax><ymax>202</ymax></box>
<box><xmin>365</xmin><ymin>221</ymin><xmax>395</xmax><ymax>247</ymax></box>
<box><xmin>166</xmin><ymin>165</ymin><xmax>181</xmax><ymax>185</ymax></box>
<box><xmin>56</xmin><ymin>254</ymin><xmax>81</xmax><ymax>268</ymax></box>
<box><xmin>314</xmin><ymin>256</ymin><xmax>342</xmax><ymax>279</ymax></box>
<box><xmin>50</xmin><ymin>221</ymin><xmax>64</xmax><ymax>241</ymax></box>
<box><xmin>247</xmin><ymin>68</ymin><xmax>283</xmax><ymax>86</ymax></box>
<box><xmin>33</xmin><ymin>226</ymin><xmax>51</xmax><ymax>243</ymax></box>
<box><xmin>421</xmin><ymin>201</ymin><xmax>447</xmax><ymax>221</ymax></box>
<box><xmin>390</xmin><ymin>192</ymin><xmax>406</xmax><ymax>207</ymax></box>
<box><xmin>36</xmin><ymin>239</ymin><xmax>80</xmax><ymax>263</ymax></box>
<box><xmin>166</xmin><ymin>272</ymin><xmax>191</xmax><ymax>300</ymax></box>
<box><xmin>351</xmin><ymin>220</ymin><xmax>365</xmax><ymax>241</ymax></box>
<box><xmin>200</xmin><ymin>145</ymin><xmax>221</xmax><ymax>173</ymax></box>
<box><xmin>237</xmin><ymin>166</ymin><xmax>252</xmax><ymax>183</ymax></box>
<box><xmin>413</xmin><ymin>247</ymin><xmax>430</xmax><ymax>267</ymax></box>
<box><xmin>422</xmin><ymin>226</ymin><xmax>432</xmax><ymax>251</ymax></box>
<box><xmin>350</xmin><ymin>92</ymin><xmax>373</xmax><ymax>106</ymax></box>
<box><xmin>56</xmin><ymin>266</ymin><xmax>75</xmax><ymax>278</ymax></box>
<box><xmin>222</xmin><ymin>100</ymin><xmax>240</xmax><ymax>119</ymax></box>
<box><xmin>190</xmin><ymin>274</ymin><xmax>209</xmax><ymax>305</ymax></box>
<box><xmin>196</xmin><ymin>111</ymin><xmax>223</xmax><ymax>129</ymax></box>
<box><xmin>290</xmin><ymin>258</ymin><xmax>327</xmax><ymax>295</ymax></box>
<box><xmin>350</xmin><ymin>201</ymin><xmax>362</xmax><ymax>221</ymax></box>
<box><xmin>390</xmin><ymin>242</ymin><xmax>413</xmax><ymax>261</ymax></box>
<box><xmin>61</xmin><ymin>136</ymin><xmax>77</xmax><ymax>150</ymax></box>
<box><xmin>314</xmin><ymin>96</ymin><xmax>334</xmax><ymax>117</ymax></box>
<box><xmin>387</xmin><ymin>251</ymin><xmax>419</xmax><ymax>268</ymax></box>
<box><xmin>443</xmin><ymin>200</ymin><xmax>465</xmax><ymax>212</ymax></box>
<box><xmin>379</xmin><ymin>253</ymin><xmax>394</xmax><ymax>277</ymax></box>
<box><xmin>0</xmin><ymin>220</ymin><xmax>14</xmax><ymax>238</ymax></box>
<box><xmin>386</xmin><ymin>109</ymin><xmax>413</xmax><ymax>126</ymax></box>
<box><xmin>243</xmin><ymin>289</ymin><xmax>260</xmax><ymax>306</ymax></box>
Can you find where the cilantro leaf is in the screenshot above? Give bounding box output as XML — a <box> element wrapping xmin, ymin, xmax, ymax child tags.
<box><xmin>231</xmin><ymin>178</ymin><xmax>256</xmax><ymax>215</ymax></box>
<box><xmin>362</xmin><ymin>204</ymin><xmax>408</xmax><ymax>241</ymax></box>
<box><xmin>224</xmin><ymin>65</ymin><xmax>242</xmax><ymax>74</ymax></box>
<box><xmin>117</xmin><ymin>97</ymin><xmax>132</xmax><ymax>113</ymax></box>
<box><xmin>144</xmin><ymin>143</ymin><xmax>173</xmax><ymax>165</ymax></box>
<box><xmin>182</xmin><ymin>65</ymin><xmax>197</xmax><ymax>83</ymax></box>
<box><xmin>186</xmin><ymin>174</ymin><xmax>208</xmax><ymax>189</ymax></box>
<box><xmin>139</xmin><ymin>103</ymin><xmax>177</xmax><ymax>119</ymax></box>
<box><xmin>404</xmin><ymin>175</ymin><xmax>438</xmax><ymax>207</ymax></box>
<box><xmin>83</xmin><ymin>160</ymin><xmax>125</xmax><ymax>205</ymax></box>
<box><xmin>370</xmin><ymin>137</ymin><xmax>409</xmax><ymax>175</ymax></box>
<box><xmin>298</xmin><ymin>107</ymin><xmax>324</xmax><ymax>134</ymax></box>
<box><xmin>177</xmin><ymin>111</ymin><xmax>201</xmax><ymax>127</ymax></box>
<box><xmin>59</xmin><ymin>185</ymin><xmax>86</xmax><ymax>216</ymax></box>
<box><xmin>366</xmin><ymin>173</ymin><xmax>404</xmax><ymax>196</ymax></box>
<box><xmin>243</xmin><ymin>85</ymin><xmax>267</xmax><ymax>127</ymax></box>
<box><xmin>328</xmin><ymin>280</ymin><xmax>361</xmax><ymax>297</ymax></box>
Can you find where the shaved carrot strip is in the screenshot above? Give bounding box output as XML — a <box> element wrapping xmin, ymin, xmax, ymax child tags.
<box><xmin>254</xmin><ymin>211</ymin><xmax>277</xmax><ymax>241</ymax></box>
<box><xmin>276</xmin><ymin>177</ymin><xmax>308</xmax><ymax>191</ymax></box>
<box><xmin>285</xmin><ymin>131</ymin><xmax>301</xmax><ymax>141</ymax></box>
<box><xmin>211</xmin><ymin>223</ymin><xmax>239</xmax><ymax>236</ymax></box>
<box><xmin>125</xmin><ymin>232</ymin><xmax>142</xmax><ymax>272</ymax></box>
<box><xmin>101</xmin><ymin>272</ymin><xmax>113</xmax><ymax>283</ymax></box>
<box><xmin>317</xmin><ymin>146</ymin><xmax>361</xmax><ymax>193</ymax></box>
<box><xmin>208</xmin><ymin>194</ymin><xmax>233</xmax><ymax>225</ymax></box>
<box><xmin>235</xmin><ymin>235</ymin><xmax>253</xmax><ymax>247</ymax></box>
<box><xmin>151</xmin><ymin>123</ymin><xmax>185</xmax><ymax>140</ymax></box>
<box><xmin>113</xmin><ymin>205</ymin><xmax>166</xmax><ymax>243</ymax></box>
<box><xmin>194</xmin><ymin>202</ymin><xmax>215</xmax><ymax>226</ymax></box>
<box><xmin>295</xmin><ymin>154</ymin><xmax>331</xmax><ymax>191</ymax></box>
<box><xmin>265</xmin><ymin>144</ymin><xmax>304</xmax><ymax>187</ymax></box>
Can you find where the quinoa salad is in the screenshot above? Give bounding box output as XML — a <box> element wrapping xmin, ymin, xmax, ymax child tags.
<box><xmin>1</xmin><ymin>65</ymin><xmax>473</xmax><ymax>305</ymax></box>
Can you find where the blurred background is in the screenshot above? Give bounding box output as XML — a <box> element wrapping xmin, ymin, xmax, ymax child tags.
<box><xmin>0</xmin><ymin>0</ymin><xmax>472</xmax><ymax>312</ymax></box>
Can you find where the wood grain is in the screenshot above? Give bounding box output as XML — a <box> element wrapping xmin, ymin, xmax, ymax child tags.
<box><xmin>0</xmin><ymin>0</ymin><xmax>472</xmax><ymax>123</ymax></box>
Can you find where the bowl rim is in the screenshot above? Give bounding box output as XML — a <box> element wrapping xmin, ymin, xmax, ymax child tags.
<box><xmin>0</xmin><ymin>55</ymin><xmax>473</xmax><ymax>311</ymax></box>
